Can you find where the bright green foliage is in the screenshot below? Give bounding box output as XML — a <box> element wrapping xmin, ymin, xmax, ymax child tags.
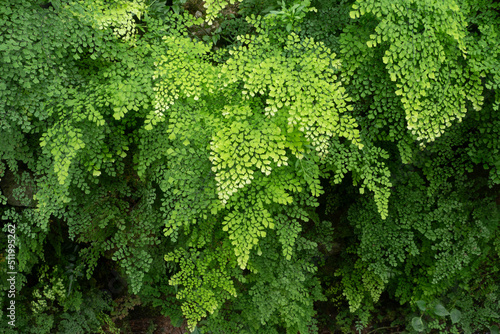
<box><xmin>344</xmin><ymin>0</ymin><xmax>485</xmax><ymax>143</ymax></box>
<box><xmin>199</xmin><ymin>233</ymin><xmax>326</xmax><ymax>333</ymax></box>
<box><xmin>164</xmin><ymin>246</ymin><xmax>238</xmax><ymax>329</ymax></box>
<box><xmin>72</xmin><ymin>0</ymin><xmax>146</xmax><ymax>41</ymax></box>
<box><xmin>146</xmin><ymin>12</ymin><xmax>378</xmax><ymax>326</ymax></box>
<box><xmin>202</xmin><ymin>0</ymin><xmax>238</xmax><ymax>24</ymax></box>
<box><xmin>1</xmin><ymin>0</ymin><xmax>500</xmax><ymax>333</ymax></box>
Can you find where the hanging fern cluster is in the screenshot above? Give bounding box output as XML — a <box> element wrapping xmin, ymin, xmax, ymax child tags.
<box><xmin>1</xmin><ymin>0</ymin><xmax>499</xmax><ymax>333</ymax></box>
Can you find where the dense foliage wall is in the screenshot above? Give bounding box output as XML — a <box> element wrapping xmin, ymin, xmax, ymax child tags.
<box><xmin>0</xmin><ymin>0</ymin><xmax>499</xmax><ymax>333</ymax></box>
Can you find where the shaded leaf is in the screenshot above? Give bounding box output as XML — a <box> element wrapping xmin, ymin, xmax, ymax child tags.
<box><xmin>434</xmin><ymin>303</ymin><xmax>450</xmax><ymax>317</ymax></box>
<box><xmin>450</xmin><ymin>309</ymin><xmax>461</xmax><ymax>324</ymax></box>
<box><xmin>411</xmin><ymin>317</ymin><xmax>425</xmax><ymax>332</ymax></box>
<box><xmin>416</xmin><ymin>300</ymin><xmax>426</xmax><ymax>311</ymax></box>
